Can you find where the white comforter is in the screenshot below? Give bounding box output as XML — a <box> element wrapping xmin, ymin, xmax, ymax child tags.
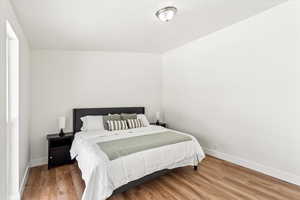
<box><xmin>70</xmin><ymin>125</ymin><xmax>205</xmax><ymax>200</ymax></box>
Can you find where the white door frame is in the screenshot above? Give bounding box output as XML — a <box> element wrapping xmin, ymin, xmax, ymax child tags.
<box><xmin>0</xmin><ymin>1</ymin><xmax>7</xmax><ymax>199</ymax></box>
<box><xmin>6</xmin><ymin>20</ymin><xmax>20</xmax><ymax>200</ymax></box>
<box><xmin>0</xmin><ymin>21</ymin><xmax>8</xmax><ymax>200</ymax></box>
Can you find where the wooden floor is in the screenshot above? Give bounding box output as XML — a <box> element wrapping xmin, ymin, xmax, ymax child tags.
<box><xmin>22</xmin><ymin>156</ymin><xmax>300</xmax><ymax>200</ymax></box>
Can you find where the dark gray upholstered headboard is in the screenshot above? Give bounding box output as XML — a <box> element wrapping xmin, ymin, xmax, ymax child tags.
<box><xmin>73</xmin><ymin>107</ymin><xmax>145</xmax><ymax>133</ymax></box>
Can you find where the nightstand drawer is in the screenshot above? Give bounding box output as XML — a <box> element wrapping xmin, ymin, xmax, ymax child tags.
<box><xmin>49</xmin><ymin>145</ymin><xmax>72</xmax><ymax>167</ymax></box>
<box><xmin>50</xmin><ymin>138</ymin><xmax>73</xmax><ymax>147</ymax></box>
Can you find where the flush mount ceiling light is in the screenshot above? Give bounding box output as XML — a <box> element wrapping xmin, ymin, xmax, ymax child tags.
<box><xmin>155</xmin><ymin>6</ymin><xmax>177</xmax><ymax>22</ymax></box>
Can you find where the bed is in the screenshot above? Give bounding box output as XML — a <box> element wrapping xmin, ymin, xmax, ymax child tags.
<box><xmin>70</xmin><ymin>107</ymin><xmax>205</xmax><ymax>200</ymax></box>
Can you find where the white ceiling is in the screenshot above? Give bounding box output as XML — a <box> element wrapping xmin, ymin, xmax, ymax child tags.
<box><xmin>11</xmin><ymin>0</ymin><xmax>285</xmax><ymax>53</ymax></box>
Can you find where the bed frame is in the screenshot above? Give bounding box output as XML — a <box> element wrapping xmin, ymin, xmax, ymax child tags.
<box><xmin>73</xmin><ymin>107</ymin><xmax>197</xmax><ymax>195</ymax></box>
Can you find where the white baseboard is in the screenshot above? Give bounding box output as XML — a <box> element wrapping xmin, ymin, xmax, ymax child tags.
<box><xmin>27</xmin><ymin>151</ymin><xmax>300</xmax><ymax>188</ymax></box>
<box><xmin>9</xmin><ymin>194</ymin><xmax>20</xmax><ymax>200</ymax></box>
<box><xmin>19</xmin><ymin>165</ymin><xmax>29</xmax><ymax>198</ymax></box>
<box><xmin>30</xmin><ymin>157</ymin><xmax>47</xmax><ymax>167</ymax></box>
<box><xmin>9</xmin><ymin>165</ymin><xmax>29</xmax><ymax>200</ymax></box>
<box><xmin>18</xmin><ymin>158</ymin><xmax>47</xmax><ymax>199</ymax></box>
<box><xmin>203</xmin><ymin>148</ymin><xmax>300</xmax><ymax>186</ymax></box>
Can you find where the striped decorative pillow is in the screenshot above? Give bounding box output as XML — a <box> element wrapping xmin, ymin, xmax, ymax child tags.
<box><xmin>107</xmin><ymin>120</ymin><xmax>128</xmax><ymax>131</ymax></box>
<box><xmin>127</xmin><ymin>119</ymin><xmax>144</xmax><ymax>129</ymax></box>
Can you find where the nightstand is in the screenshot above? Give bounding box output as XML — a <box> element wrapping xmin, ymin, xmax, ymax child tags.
<box><xmin>150</xmin><ymin>122</ymin><xmax>167</xmax><ymax>128</ymax></box>
<box><xmin>47</xmin><ymin>132</ymin><xmax>74</xmax><ymax>169</ymax></box>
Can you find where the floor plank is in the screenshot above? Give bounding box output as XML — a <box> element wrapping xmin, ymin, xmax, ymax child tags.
<box><xmin>22</xmin><ymin>156</ymin><xmax>300</xmax><ymax>200</ymax></box>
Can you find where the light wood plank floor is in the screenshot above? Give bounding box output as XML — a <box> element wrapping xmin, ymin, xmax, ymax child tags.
<box><xmin>22</xmin><ymin>156</ymin><xmax>300</xmax><ymax>200</ymax></box>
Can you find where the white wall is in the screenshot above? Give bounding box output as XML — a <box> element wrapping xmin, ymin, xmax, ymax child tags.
<box><xmin>0</xmin><ymin>0</ymin><xmax>31</xmax><ymax>198</ymax></box>
<box><xmin>30</xmin><ymin>50</ymin><xmax>162</xmax><ymax>161</ymax></box>
<box><xmin>162</xmin><ymin>0</ymin><xmax>300</xmax><ymax>182</ymax></box>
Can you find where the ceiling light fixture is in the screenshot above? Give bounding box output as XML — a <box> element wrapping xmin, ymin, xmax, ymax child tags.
<box><xmin>155</xmin><ymin>6</ymin><xmax>177</xmax><ymax>22</ymax></box>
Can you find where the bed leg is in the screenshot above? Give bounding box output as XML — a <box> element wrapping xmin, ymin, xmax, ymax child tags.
<box><xmin>194</xmin><ymin>166</ymin><xmax>198</xmax><ymax>171</ymax></box>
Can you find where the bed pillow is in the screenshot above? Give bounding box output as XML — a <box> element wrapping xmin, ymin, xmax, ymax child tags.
<box><xmin>108</xmin><ymin>114</ymin><xmax>121</xmax><ymax>120</ymax></box>
<box><xmin>103</xmin><ymin>114</ymin><xmax>121</xmax><ymax>130</ymax></box>
<box><xmin>127</xmin><ymin>119</ymin><xmax>144</xmax><ymax>129</ymax></box>
<box><xmin>120</xmin><ymin>113</ymin><xmax>137</xmax><ymax>120</ymax></box>
<box><xmin>107</xmin><ymin>120</ymin><xmax>128</xmax><ymax>131</ymax></box>
<box><xmin>137</xmin><ymin>114</ymin><xmax>150</xmax><ymax>127</ymax></box>
<box><xmin>81</xmin><ymin>115</ymin><xmax>104</xmax><ymax>131</ymax></box>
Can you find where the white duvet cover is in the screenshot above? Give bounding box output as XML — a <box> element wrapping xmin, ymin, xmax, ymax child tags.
<box><xmin>70</xmin><ymin>125</ymin><xmax>205</xmax><ymax>200</ymax></box>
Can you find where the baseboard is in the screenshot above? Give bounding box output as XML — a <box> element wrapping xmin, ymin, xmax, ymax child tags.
<box><xmin>19</xmin><ymin>165</ymin><xmax>29</xmax><ymax>198</ymax></box>
<box><xmin>27</xmin><ymin>150</ymin><xmax>300</xmax><ymax>187</ymax></box>
<box><xmin>30</xmin><ymin>157</ymin><xmax>47</xmax><ymax>167</ymax></box>
<box><xmin>18</xmin><ymin>157</ymin><xmax>47</xmax><ymax>198</ymax></box>
<box><xmin>8</xmin><ymin>165</ymin><xmax>29</xmax><ymax>200</ymax></box>
<box><xmin>203</xmin><ymin>148</ymin><xmax>300</xmax><ymax>186</ymax></box>
<box><xmin>9</xmin><ymin>193</ymin><xmax>20</xmax><ymax>200</ymax></box>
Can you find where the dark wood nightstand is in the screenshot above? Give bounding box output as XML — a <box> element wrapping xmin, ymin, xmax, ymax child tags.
<box><xmin>47</xmin><ymin>132</ymin><xmax>74</xmax><ymax>169</ymax></box>
<box><xmin>150</xmin><ymin>122</ymin><xmax>167</xmax><ymax>128</ymax></box>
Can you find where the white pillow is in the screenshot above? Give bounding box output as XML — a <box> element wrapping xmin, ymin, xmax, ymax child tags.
<box><xmin>137</xmin><ymin>114</ymin><xmax>150</xmax><ymax>127</ymax></box>
<box><xmin>80</xmin><ymin>115</ymin><xmax>104</xmax><ymax>131</ymax></box>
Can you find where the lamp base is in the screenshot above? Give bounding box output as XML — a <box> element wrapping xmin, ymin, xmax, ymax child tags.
<box><xmin>59</xmin><ymin>129</ymin><xmax>65</xmax><ymax>137</ymax></box>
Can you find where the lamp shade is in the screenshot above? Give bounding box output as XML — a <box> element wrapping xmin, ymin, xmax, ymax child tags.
<box><xmin>156</xmin><ymin>112</ymin><xmax>160</xmax><ymax>121</ymax></box>
<box><xmin>58</xmin><ymin>116</ymin><xmax>66</xmax><ymax>130</ymax></box>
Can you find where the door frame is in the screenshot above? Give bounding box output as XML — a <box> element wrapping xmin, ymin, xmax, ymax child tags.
<box><xmin>5</xmin><ymin>20</ymin><xmax>20</xmax><ymax>200</ymax></box>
